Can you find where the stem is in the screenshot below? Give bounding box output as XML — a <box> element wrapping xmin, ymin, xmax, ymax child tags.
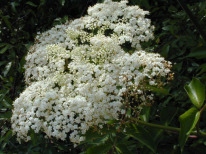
<box><xmin>177</xmin><ymin>0</ymin><xmax>206</xmax><ymax>42</ymax></box>
<box><xmin>196</xmin><ymin>105</ymin><xmax>206</xmax><ymax>135</ymax></box>
<box><xmin>131</xmin><ymin>118</ymin><xmax>206</xmax><ymax>137</ymax></box>
<box><xmin>136</xmin><ymin>119</ymin><xmax>180</xmax><ymax>132</ymax></box>
<box><xmin>196</xmin><ymin>122</ymin><xmax>200</xmax><ymax>135</ymax></box>
<box><xmin>200</xmin><ymin>105</ymin><xmax>206</xmax><ymax>114</ymax></box>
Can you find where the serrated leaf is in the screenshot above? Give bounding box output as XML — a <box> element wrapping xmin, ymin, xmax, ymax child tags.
<box><xmin>126</xmin><ymin>124</ymin><xmax>156</xmax><ymax>153</ymax></box>
<box><xmin>184</xmin><ymin>78</ymin><xmax>205</xmax><ymax>109</ymax></box>
<box><xmin>179</xmin><ymin>107</ymin><xmax>200</xmax><ymax>152</ymax></box>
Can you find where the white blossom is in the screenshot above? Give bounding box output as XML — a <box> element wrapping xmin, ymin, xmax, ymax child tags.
<box><xmin>11</xmin><ymin>0</ymin><xmax>172</xmax><ymax>144</ymax></box>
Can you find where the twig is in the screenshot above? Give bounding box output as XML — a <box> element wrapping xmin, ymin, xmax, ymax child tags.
<box><xmin>177</xmin><ymin>0</ymin><xmax>206</xmax><ymax>42</ymax></box>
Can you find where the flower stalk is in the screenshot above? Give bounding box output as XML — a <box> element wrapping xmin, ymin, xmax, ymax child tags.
<box><xmin>131</xmin><ymin>118</ymin><xmax>206</xmax><ymax>138</ymax></box>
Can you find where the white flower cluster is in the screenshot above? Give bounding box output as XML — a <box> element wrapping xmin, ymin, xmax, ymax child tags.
<box><xmin>11</xmin><ymin>0</ymin><xmax>172</xmax><ymax>144</ymax></box>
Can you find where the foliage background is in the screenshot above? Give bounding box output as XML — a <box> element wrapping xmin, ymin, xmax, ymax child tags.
<box><xmin>0</xmin><ymin>0</ymin><xmax>206</xmax><ymax>153</ymax></box>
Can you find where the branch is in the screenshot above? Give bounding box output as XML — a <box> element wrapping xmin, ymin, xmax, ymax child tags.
<box><xmin>130</xmin><ymin>118</ymin><xmax>206</xmax><ymax>137</ymax></box>
<box><xmin>177</xmin><ymin>0</ymin><xmax>206</xmax><ymax>42</ymax></box>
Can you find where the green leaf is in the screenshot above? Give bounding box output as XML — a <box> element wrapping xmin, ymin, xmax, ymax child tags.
<box><xmin>106</xmin><ymin>119</ymin><xmax>119</xmax><ymax>124</ymax></box>
<box><xmin>139</xmin><ymin>106</ymin><xmax>150</xmax><ymax>122</ymax></box>
<box><xmin>30</xmin><ymin>131</ymin><xmax>40</xmax><ymax>146</ymax></box>
<box><xmin>10</xmin><ymin>2</ymin><xmax>19</xmax><ymax>13</ymax></box>
<box><xmin>126</xmin><ymin>124</ymin><xmax>156</xmax><ymax>153</ymax></box>
<box><xmin>115</xmin><ymin>144</ymin><xmax>133</xmax><ymax>154</ymax></box>
<box><xmin>187</xmin><ymin>46</ymin><xmax>206</xmax><ymax>59</ymax></box>
<box><xmin>1</xmin><ymin>96</ymin><xmax>13</xmax><ymax>109</ymax></box>
<box><xmin>92</xmin><ymin>135</ymin><xmax>109</xmax><ymax>145</ymax></box>
<box><xmin>26</xmin><ymin>1</ymin><xmax>38</xmax><ymax>7</ymax></box>
<box><xmin>59</xmin><ymin>0</ymin><xmax>65</xmax><ymax>6</ymax></box>
<box><xmin>0</xmin><ymin>43</ymin><xmax>8</xmax><ymax>48</ymax></box>
<box><xmin>0</xmin><ymin>111</ymin><xmax>12</xmax><ymax>120</ymax></box>
<box><xmin>184</xmin><ymin>78</ymin><xmax>205</xmax><ymax>109</ymax></box>
<box><xmin>160</xmin><ymin>106</ymin><xmax>177</xmax><ymax>125</ymax></box>
<box><xmin>3</xmin><ymin>62</ymin><xmax>12</xmax><ymax>77</ymax></box>
<box><xmin>145</xmin><ymin>84</ymin><xmax>169</xmax><ymax>95</ymax></box>
<box><xmin>0</xmin><ymin>130</ymin><xmax>12</xmax><ymax>149</ymax></box>
<box><xmin>2</xmin><ymin>16</ymin><xmax>12</xmax><ymax>30</ymax></box>
<box><xmin>1</xmin><ymin>99</ymin><xmax>12</xmax><ymax>109</ymax></box>
<box><xmin>161</xmin><ymin>44</ymin><xmax>170</xmax><ymax>58</ymax></box>
<box><xmin>0</xmin><ymin>61</ymin><xmax>7</xmax><ymax>67</ymax></box>
<box><xmin>179</xmin><ymin>107</ymin><xmax>200</xmax><ymax>152</ymax></box>
<box><xmin>86</xmin><ymin>144</ymin><xmax>112</xmax><ymax>154</ymax></box>
<box><xmin>0</xmin><ymin>45</ymin><xmax>9</xmax><ymax>54</ymax></box>
<box><xmin>0</xmin><ymin>90</ymin><xmax>9</xmax><ymax>102</ymax></box>
<box><xmin>83</xmin><ymin>129</ymin><xmax>101</xmax><ymax>143</ymax></box>
<box><xmin>197</xmin><ymin>64</ymin><xmax>206</xmax><ymax>76</ymax></box>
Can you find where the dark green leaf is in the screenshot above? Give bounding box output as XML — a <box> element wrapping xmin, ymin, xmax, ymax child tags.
<box><xmin>26</xmin><ymin>1</ymin><xmax>38</xmax><ymax>7</ymax></box>
<box><xmin>184</xmin><ymin>78</ymin><xmax>205</xmax><ymax>109</ymax></box>
<box><xmin>160</xmin><ymin>106</ymin><xmax>177</xmax><ymax>125</ymax></box>
<box><xmin>0</xmin><ymin>111</ymin><xmax>12</xmax><ymax>120</ymax></box>
<box><xmin>106</xmin><ymin>119</ymin><xmax>119</xmax><ymax>124</ymax></box>
<box><xmin>83</xmin><ymin>129</ymin><xmax>101</xmax><ymax>143</ymax></box>
<box><xmin>59</xmin><ymin>0</ymin><xmax>66</xmax><ymax>6</ymax></box>
<box><xmin>10</xmin><ymin>2</ymin><xmax>19</xmax><ymax>13</ymax></box>
<box><xmin>86</xmin><ymin>144</ymin><xmax>112</xmax><ymax>154</ymax></box>
<box><xmin>115</xmin><ymin>144</ymin><xmax>133</xmax><ymax>154</ymax></box>
<box><xmin>187</xmin><ymin>46</ymin><xmax>206</xmax><ymax>59</ymax></box>
<box><xmin>0</xmin><ymin>130</ymin><xmax>12</xmax><ymax>145</ymax></box>
<box><xmin>3</xmin><ymin>62</ymin><xmax>12</xmax><ymax>77</ymax></box>
<box><xmin>1</xmin><ymin>99</ymin><xmax>13</xmax><ymax>109</ymax></box>
<box><xmin>197</xmin><ymin>64</ymin><xmax>206</xmax><ymax>75</ymax></box>
<box><xmin>30</xmin><ymin>131</ymin><xmax>40</xmax><ymax>146</ymax></box>
<box><xmin>145</xmin><ymin>84</ymin><xmax>169</xmax><ymax>95</ymax></box>
<box><xmin>92</xmin><ymin>135</ymin><xmax>109</xmax><ymax>145</ymax></box>
<box><xmin>2</xmin><ymin>16</ymin><xmax>12</xmax><ymax>30</ymax></box>
<box><xmin>0</xmin><ymin>43</ymin><xmax>8</xmax><ymax>48</ymax></box>
<box><xmin>0</xmin><ymin>61</ymin><xmax>7</xmax><ymax>67</ymax></box>
<box><xmin>139</xmin><ymin>106</ymin><xmax>150</xmax><ymax>122</ymax></box>
<box><xmin>126</xmin><ymin>124</ymin><xmax>156</xmax><ymax>153</ymax></box>
<box><xmin>179</xmin><ymin>107</ymin><xmax>200</xmax><ymax>151</ymax></box>
<box><xmin>0</xmin><ymin>45</ymin><xmax>9</xmax><ymax>54</ymax></box>
<box><xmin>161</xmin><ymin>44</ymin><xmax>170</xmax><ymax>58</ymax></box>
<box><xmin>0</xmin><ymin>90</ymin><xmax>9</xmax><ymax>102</ymax></box>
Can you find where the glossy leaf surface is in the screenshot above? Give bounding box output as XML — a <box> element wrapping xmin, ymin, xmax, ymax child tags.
<box><xmin>179</xmin><ymin>107</ymin><xmax>200</xmax><ymax>151</ymax></box>
<box><xmin>184</xmin><ymin>78</ymin><xmax>205</xmax><ymax>109</ymax></box>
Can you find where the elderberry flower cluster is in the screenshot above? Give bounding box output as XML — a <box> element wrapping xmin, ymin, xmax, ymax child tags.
<box><xmin>11</xmin><ymin>0</ymin><xmax>172</xmax><ymax>144</ymax></box>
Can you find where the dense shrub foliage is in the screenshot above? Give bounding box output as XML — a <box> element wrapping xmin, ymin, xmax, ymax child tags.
<box><xmin>1</xmin><ymin>0</ymin><xmax>206</xmax><ymax>153</ymax></box>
